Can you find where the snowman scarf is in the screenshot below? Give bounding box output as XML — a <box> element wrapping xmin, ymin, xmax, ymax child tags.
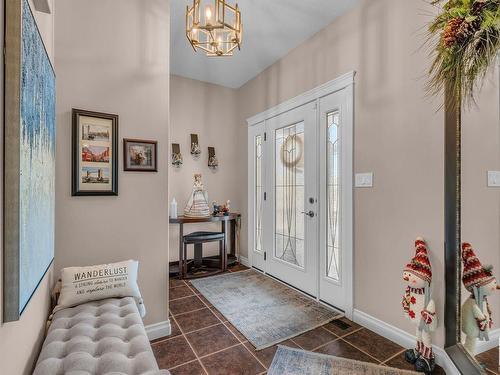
<box><xmin>472</xmin><ymin>287</ymin><xmax>493</xmax><ymax>341</ymax></box>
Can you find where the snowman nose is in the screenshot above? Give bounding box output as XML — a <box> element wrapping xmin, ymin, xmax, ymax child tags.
<box><xmin>404</xmin><ymin>276</ymin><xmax>410</xmax><ymax>281</ymax></box>
<box><xmin>496</xmin><ymin>285</ymin><xmax>500</xmax><ymax>290</ymax></box>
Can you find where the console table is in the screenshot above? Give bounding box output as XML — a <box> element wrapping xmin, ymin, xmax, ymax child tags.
<box><xmin>169</xmin><ymin>213</ymin><xmax>241</xmax><ymax>278</ymax></box>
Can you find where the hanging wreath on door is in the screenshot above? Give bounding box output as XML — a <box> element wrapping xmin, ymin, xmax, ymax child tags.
<box><xmin>280</xmin><ymin>134</ymin><xmax>304</xmax><ymax>168</ymax></box>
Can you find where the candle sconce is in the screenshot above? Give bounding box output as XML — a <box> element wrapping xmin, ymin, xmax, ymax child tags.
<box><xmin>208</xmin><ymin>146</ymin><xmax>219</xmax><ymax>170</ymax></box>
<box><xmin>171</xmin><ymin>143</ymin><xmax>183</xmax><ymax>168</ymax></box>
<box><xmin>190</xmin><ymin>134</ymin><xmax>201</xmax><ymax>158</ymax></box>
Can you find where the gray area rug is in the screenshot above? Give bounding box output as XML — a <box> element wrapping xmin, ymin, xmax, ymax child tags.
<box><xmin>268</xmin><ymin>346</ymin><xmax>419</xmax><ymax>375</ymax></box>
<box><xmin>190</xmin><ymin>270</ymin><xmax>342</xmax><ymax>350</ymax></box>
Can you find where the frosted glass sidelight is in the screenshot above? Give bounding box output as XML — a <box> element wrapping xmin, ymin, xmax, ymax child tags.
<box><xmin>327</xmin><ymin>111</ymin><xmax>341</xmax><ymax>281</ymax></box>
<box><xmin>275</xmin><ymin>122</ymin><xmax>305</xmax><ymax>268</ymax></box>
<box><xmin>255</xmin><ymin>135</ymin><xmax>263</xmax><ymax>252</ymax></box>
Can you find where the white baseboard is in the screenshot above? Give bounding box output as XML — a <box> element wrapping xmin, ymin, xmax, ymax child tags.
<box><xmin>145</xmin><ymin>320</ymin><xmax>171</xmax><ymax>341</ymax></box>
<box><xmin>239</xmin><ymin>256</ymin><xmax>250</xmax><ymax>267</ymax></box>
<box><xmin>352</xmin><ymin>309</ymin><xmax>460</xmax><ymax>375</ymax></box>
<box><xmin>476</xmin><ymin>328</ymin><xmax>500</xmax><ymax>355</ymax></box>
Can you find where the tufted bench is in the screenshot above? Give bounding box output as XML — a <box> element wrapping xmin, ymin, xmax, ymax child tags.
<box><xmin>33</xmin><ymin>297</ymin><xmax>169</xmax><ymax>375</ymax></box>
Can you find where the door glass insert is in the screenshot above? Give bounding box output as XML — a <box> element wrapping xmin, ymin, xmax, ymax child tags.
<box><xmin>327</xmin><ymin>111</ymin><xmax>341</xmax><ymax>281</ymax></box>
<box><xmin>255</xmin><ymin>135</ymin><xmax>263</xmax><ymax>252</ymax></box>
<box><xmin>275</xmin><ymin>122</ymin><xmax>305</xmax><ymax>267</ymax></box>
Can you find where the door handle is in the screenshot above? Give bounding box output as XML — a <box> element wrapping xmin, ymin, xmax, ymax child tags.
<box><xmin>301</xmin><ymin>210</ymin><xmax>315</xmax><ymax>218</ymax></box>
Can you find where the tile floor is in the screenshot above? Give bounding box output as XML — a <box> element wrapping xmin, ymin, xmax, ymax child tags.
<box><xmin>153</xmin><ymin>265</ymin><xmax>447</xmax><ymax>375</ymax></box>
<box><xmin>477</xmin><ymin>347</ymin><xmax>499</xmax><ymax>375</ymax></box>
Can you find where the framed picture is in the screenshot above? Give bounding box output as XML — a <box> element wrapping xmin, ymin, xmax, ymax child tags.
<box><xmin>123</xmin><ymin>139</ymin><xmax>158</xmax><ymax>172</ymax></box>
<box><xmin>72</xmin><ymin>109</ymin><xmax>118</xmax><ymax>196</ymax></box>
<box><xmin>3</xmin><ymin>0</ymin><xmax>56</xmax><ymax>322</ymax></box>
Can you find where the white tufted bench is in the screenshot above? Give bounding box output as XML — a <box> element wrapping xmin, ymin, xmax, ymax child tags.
<box><xmin>33</xmin><ymin>297</ymin><xmax>170</xmax><ymax>375</ymax></box>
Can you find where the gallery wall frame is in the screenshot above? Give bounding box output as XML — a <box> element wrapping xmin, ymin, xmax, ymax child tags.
<box><xmin>123</xmin><ymin>138</ymin><xmax>158</xmax><ymax>172</ymax></box>
<box><xmin>3</xmin><ymin>0</ymin><xmax>56</xmax><ymax>322</ymax></box>
<box><xmin>72</xmin><ymin>109</ymin><xmax>119</xmax><ymax>196</ymax></box>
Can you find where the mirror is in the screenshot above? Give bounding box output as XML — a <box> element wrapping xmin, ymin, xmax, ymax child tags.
<box><xmin>459</xmin><ymin>60</ymin><xmax>500</xmax><ymax>373</ymax></box>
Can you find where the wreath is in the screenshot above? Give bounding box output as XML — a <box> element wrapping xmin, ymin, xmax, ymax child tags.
<box><xmin>427</xmin><ymin>0</ymin><xmax>500</xmax><ymax>105</ymax></box>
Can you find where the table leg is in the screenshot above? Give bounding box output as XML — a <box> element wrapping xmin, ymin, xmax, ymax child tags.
<box><xmin>178</xmin><ymin>223</ymin><xmax>184</xmax><ymax>279</ymax></box>
<box><xmin>222</xmin><ymin>221</ymin><xmax>228</xmax><ymax>271</ymax></box>
<box><xmin>230</xmin><ymin>219</ymin><xmax>236</xmax><ymax>264</ymax></box>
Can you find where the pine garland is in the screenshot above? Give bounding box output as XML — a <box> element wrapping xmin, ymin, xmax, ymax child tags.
<box><xmin>427</xmin><ymin>0</ymin><xmax>500</xmax><ymax>105</ymax></box>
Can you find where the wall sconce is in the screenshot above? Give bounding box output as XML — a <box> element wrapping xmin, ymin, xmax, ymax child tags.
<box><xmin>171</xmin><ymin>143</ymin><xmax>183</xmax><ymax>168</ymax></box>
<box><xmin>208</xmin><ymin>146</ymin><xmax>219</xmax><ymax>170</ymax></box>
<box><xmin>190</xmin><ymin>134</ymin><xmax>201</xmax><ymax>157</ymax></box>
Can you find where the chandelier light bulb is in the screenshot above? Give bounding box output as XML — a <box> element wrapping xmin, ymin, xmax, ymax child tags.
<box><xmin>205</xmin><ymin>5</ymin><xmax>212</xmax><ymax>24</ymax></box>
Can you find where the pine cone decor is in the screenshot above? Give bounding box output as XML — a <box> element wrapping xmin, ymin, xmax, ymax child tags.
<box><xmin>456</xmin><ymin>18</ymin><xmax>475</xmax><ymax>39</ymax></box>
<box><xmin>442</xmin><ymin>17</ymin><xmax>465</xmax><ymax>48</ymax></box>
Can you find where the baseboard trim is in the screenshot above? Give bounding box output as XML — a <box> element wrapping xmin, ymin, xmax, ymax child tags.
<box><xmin>239</xmin><ymin>256</ymin><xmax>250</xmax><ymax>267</ymax></box>
<box><xmin>145</xmin><ymin>319</ymin><xmax>171</xmax><ymax>341</ymax></box>
<box><xmin>476</xmin><ymin>328</ymin><xmax>500</xmax><ymax>355</ymax></box>
<box><xmin>352</xmin><ymin>309</ymin><xmax>460</xmax><ymax>375</ymax></box>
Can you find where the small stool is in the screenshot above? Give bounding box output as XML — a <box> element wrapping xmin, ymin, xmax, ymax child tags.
<box><xmin>181</xmin><ymin>231</ymin><xmax>226</xmax><ymax>279</ymax></box>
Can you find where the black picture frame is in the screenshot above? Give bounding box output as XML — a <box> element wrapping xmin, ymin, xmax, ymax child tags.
<box><xmin>72</xmin><ymin>109</ymin><xmax>119</xmax><ymax>196</ymax></box>
<box><xmin>123</xmin><ymin>138</ymin><xmax>158</xmax><ymax>172</ymax></box>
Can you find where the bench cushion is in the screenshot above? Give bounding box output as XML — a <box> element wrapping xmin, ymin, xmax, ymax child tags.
<box><xmin>183</xmin><ymin>231</ymin><xmax>225</xmax><ymax>243</ymax></box>
<box><xmin>33</xmin><ymin>297</ymin><xmax>169</xmax><ymax>375</ymax></box>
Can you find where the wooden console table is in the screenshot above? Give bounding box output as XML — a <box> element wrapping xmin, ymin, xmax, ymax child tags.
<box><xmin>169</xmin><ymin>213</ymin><xmax>241</xmax><ymax>278</ymax></box>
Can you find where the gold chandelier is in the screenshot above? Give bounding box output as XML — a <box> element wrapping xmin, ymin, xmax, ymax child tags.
<box><xmin>186</xmin><ymin>0</ymin><xmax>242</xmax><ymax>57</ymax></box>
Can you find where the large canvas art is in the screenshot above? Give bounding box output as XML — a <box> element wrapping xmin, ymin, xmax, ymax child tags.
<box><xmin>3</xmin><ymin>0</ymin><xmax>55</xmax><ymax>321</ymax></box>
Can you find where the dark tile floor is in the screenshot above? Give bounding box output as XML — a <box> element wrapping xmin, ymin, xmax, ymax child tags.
<box><xmin>153</xmin><ymin>265</ymin><xmax>447</xmax><ymax>374</ymax></box>
<box><xmin>477</xmin><ymin>346</ymin><xmax>499</xmax><ymax>374</ymax></box>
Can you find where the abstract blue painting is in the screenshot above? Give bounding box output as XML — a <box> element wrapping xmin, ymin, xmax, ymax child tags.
<box><xmin>18</xmin><ymin>0</ymin><xmax>56</xmax><ymax>314</ymax></box>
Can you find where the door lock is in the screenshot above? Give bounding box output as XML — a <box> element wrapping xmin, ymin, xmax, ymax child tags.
<box><xmin>302</xmin><ymin>210</ymin><xmax>315</xmax><ymax>218</ymax></box>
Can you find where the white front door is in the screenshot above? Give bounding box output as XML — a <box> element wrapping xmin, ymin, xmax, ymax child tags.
<box><xmin>265</xmin><ymin>102</ymin><xmax>318</xmax><ymax>296</ymax></box>
<box><xmin>247</xmin><ymin>73</ymin><xmax>354</xmax><ymax>317</ymax></box>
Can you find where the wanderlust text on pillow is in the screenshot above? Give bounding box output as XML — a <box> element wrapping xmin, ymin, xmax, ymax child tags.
<box><xmin>57</xmin><ymin>260</ymin><xmax>143</xmax><ymax>311</ymax></box>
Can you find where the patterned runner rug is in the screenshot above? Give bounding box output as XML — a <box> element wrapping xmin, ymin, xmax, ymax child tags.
<box><xmin>268</xmin><ymin>346</ymin><xmax>419</xmax><ymax>375</ymax></box>
<box><xmin>190</xmin><ymin>270</ymin><xmax>342</xmax><ymax>350</ymax></box>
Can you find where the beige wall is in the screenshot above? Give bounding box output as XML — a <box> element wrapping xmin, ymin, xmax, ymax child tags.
<box><xmin>54</xmin><ymin>0</ymin><xmax>170</xmax><ymax>326</ymax></box>
<box><xmin>0</xmin><ymin>2</ymin><xmax>56</xmax><ymax>374</ymax></box>
<box><xmin>169</xmin><ymin>75</ymin><xmax>242</xmax><ymax>261</ymax></box>
<box><xmin>237</xmin><ymin>0</ymin><xmax>449</xmax><ymax>346</ymax></box>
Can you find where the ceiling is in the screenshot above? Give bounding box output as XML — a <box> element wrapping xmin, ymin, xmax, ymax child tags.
<box><xmin>170</xmin><ymin>0</ymin><xmax>359</xmax><ymax>89</ymax></box>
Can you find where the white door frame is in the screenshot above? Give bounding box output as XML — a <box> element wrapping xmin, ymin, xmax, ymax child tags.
<box><xmin>246</xmin><ymin>71</ymin><xmax>355</xmax><ymax>319</ymax></box>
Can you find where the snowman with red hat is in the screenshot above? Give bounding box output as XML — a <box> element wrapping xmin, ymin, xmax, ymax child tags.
<box><xmin>402</xmin><ymin>237</ymin><xmax>437</xmax><ymax>374</ymax></box>
<box><xmin>461</xmin><ymin>243</ymin><xmax>499</xmax><ymax>356</ymax></box>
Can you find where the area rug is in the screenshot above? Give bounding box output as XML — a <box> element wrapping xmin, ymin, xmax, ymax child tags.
<box><xmin>268</xmin><ymin>346</ymin><xmax>419</xmax><ymax>375</ymax></box>
<box><xmin>190</xmin><ymin>270</ymin><xmax>342</xmax><ymax>350</ymax></box>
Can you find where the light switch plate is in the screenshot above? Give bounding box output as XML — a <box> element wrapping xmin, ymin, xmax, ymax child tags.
<box><xmin>33</xmin><ymin>0</ymin><xmax>51</xmax><ymax>14</ymax></box>
<box><xmin>487</xmin><ymin>171</ymin><xmax>500</xmax><ymax>187</ymax></box>
<box><xmin>355</xmin><ymin>173</ymin><xmax>373</xmax><ymax>188</ymax></box>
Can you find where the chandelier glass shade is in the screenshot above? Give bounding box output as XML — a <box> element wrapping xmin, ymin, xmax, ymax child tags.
<box><xmin>186</xmin><ymin>0</ymin><xmax>242</xmax><ymax>57</ymax></box>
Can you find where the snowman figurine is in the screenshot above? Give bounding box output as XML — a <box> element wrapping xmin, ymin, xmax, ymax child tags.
<box><xmin>461</xmin><ymin>243</ymin><xmax>499</xmax><ymax>356</ymax></box>
<box><xmin>402</xmin><ymin>237</ymin><xmax>437</xmax><ymax>374</ymax></box>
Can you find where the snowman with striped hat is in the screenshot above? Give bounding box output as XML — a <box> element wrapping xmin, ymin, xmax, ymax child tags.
<box><xmin>461</xmin><ymin>242</ymin><xmax>499</xmax><ymax>355</ymax></box>
<box><xmin>402</xmin><ymin>237</ymin><xmax>437</xmax><ymax>374</ymax></box>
